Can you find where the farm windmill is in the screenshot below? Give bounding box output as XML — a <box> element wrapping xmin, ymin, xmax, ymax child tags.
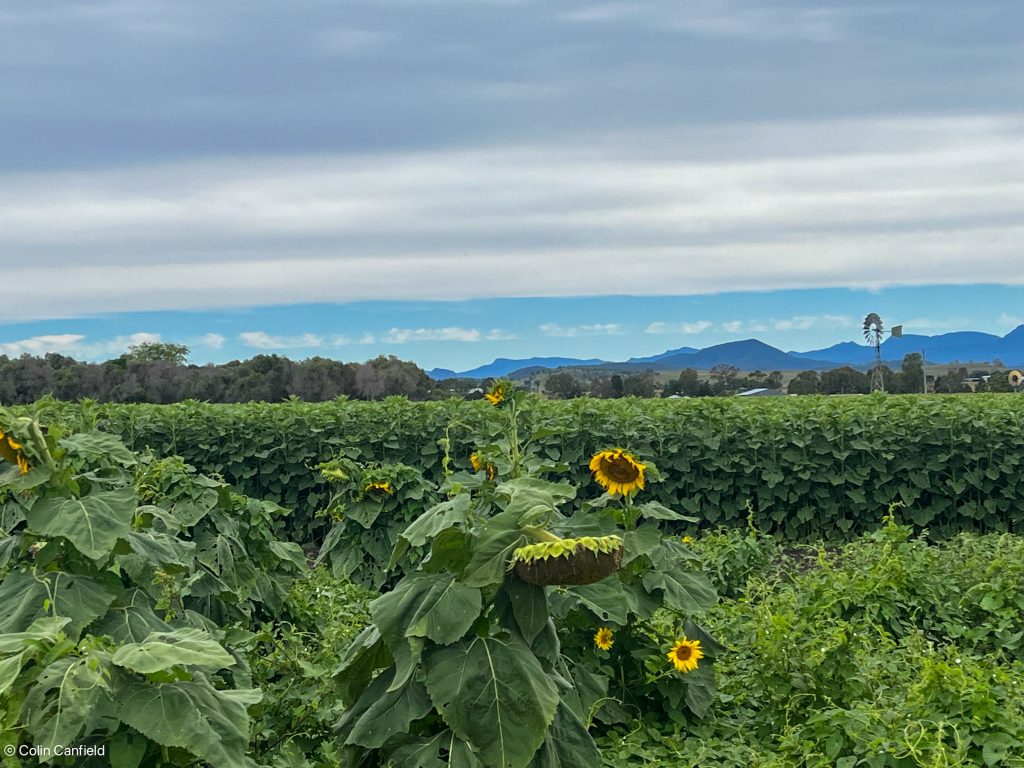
<box><xmin>863</xmin><ymin>313</ymin><xmax>885</xmax><ymax>392</ymax></box>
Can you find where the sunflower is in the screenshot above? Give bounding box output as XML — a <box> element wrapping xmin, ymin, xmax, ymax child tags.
<box><xmin>0</xmin><ymin>429</ymin><xmax>30</xmax><ymax>476</ymax></box>
<box><xmin>470</xmin><ymin>452</ymin><xmax>496</xmax><ymax>480</ymax></box>
<box><xmin>484</xmin><ymin>382</ymin><xmax>508</xmax><ymax>406</ymax></box>
<box><xmin>589</xmin><ymin>449</ymin><xmax>645</xmax><ymax>497</ymax></box>
<box><xmin>364</xmin><ymin>481</ymin><xmax>394</xmax><ymax>496</ymax></box>
<box><xmin>594</xmin><ymin>627</ymin><xmax>614</xmax><ymax>651</ymax></box>
<box><xmin>681</xmin><ymin>535</ymin><xmax>695</xmax><ymax>545</ymax></box>
<box><xmin>667</xmin><ymin>637</ymin><xmax>704</xmax><ymax>673</ymax></box>
<box><xmin>1010</xmin><ymin>370</ymin><xmax>1023</xmax><ymax>388</ymax></box>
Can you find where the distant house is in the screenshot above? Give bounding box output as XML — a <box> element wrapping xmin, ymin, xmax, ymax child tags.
<box><xmin>737</xmin><ymin>388</ymin><xmax>785</xmax><ymax>397</ymax></box>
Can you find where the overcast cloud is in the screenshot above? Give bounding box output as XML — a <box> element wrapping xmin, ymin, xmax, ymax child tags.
<box><xmin>1</xmin><ymin>0</ymin><xmax>1022</xmax><ymax>322</ymax></box>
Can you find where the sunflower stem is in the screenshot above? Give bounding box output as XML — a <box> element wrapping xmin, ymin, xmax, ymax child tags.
<box><xmin>508</xmin><ymin>396</ymin><xmax>522</xmax><ymax>478</ymax></box>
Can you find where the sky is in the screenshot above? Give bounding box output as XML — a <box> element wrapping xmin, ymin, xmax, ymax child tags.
<box><xmin>1</xmin><ymin>0</ymin><xmax>1023</xmax><ymax>371</ymax></box>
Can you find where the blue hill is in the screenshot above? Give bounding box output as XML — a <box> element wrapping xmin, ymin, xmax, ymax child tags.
<box><xmin>429</xmin><ymin>356</ymin><xmax>608</xmax><ymax>380</ymax></box>
<box><xmin>794</xmin><ymin>327</ymin><xmax>1024</xmax><ymax>366</ymax></box>
<box><xmin>432</xmin><ymin>325</ymin><xmax>1024</xmax><ymax>379</ymax></box>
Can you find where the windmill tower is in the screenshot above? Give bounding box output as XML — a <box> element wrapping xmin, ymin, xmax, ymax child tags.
<box><xmin>863</xmin><ymin>313</ymin><xmax>885</xmax><ymax>393</ymax></box>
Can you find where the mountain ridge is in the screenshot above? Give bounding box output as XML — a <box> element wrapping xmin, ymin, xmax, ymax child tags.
<box><xmin>429</xmin><ymin>325</ymin><xmax>1024</xmax><ymax>379</ymax></box>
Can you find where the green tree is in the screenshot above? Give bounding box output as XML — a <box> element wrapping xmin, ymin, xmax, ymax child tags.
<box><xmin>934</xmin><ymin>367</ymin><xmax>969</xmax><ymax>394</ymax></box>
<box><xmin>622</xmin><ymin>373</ymin><xmax>657</xmax><ymax>398</ymax></box>
<box><xmin>788</xmin><ymin>370</ymin><xmax>820</xmax><ymax>395</ymax></box>
<box><xmin>126</xmin><ymin>341</ymin><xmax>191</xmax><ymax>365</ymax></box>
<box><xmin>709</xmin><ymin>364</ymin><xmax>739</xmax><ymax>394</ymax></box>
<box><xmin>894</xmin><ymin>353</ymin><xmax>925</xmax><ymax>394</ymax></box>
<box><xmin>544</xmin><ymin>372</ymin><xmax>583</xmax><ymax>399</ymax></box>
<box><xmin>987</xmin><ymin>370</ymin><xmax>1013</xmax><ymax>392</ymax></box>
<box><xmin>819</xmin><ymin>366</ymin><xmax>870</xmax><ymax>395</ymax></box>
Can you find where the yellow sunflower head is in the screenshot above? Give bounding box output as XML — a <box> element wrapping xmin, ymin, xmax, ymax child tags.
<box><xmin>594</xmin><ymin>627</ymin><xmax>614</xmax><ymax>651</ymax></box>
<box><xmin>667</xmin><ymin>637</ymin><xmax>704</xmax><ymax>673</ymax></box>
<box><xmin>589</xmin><ymin>449</ymin><xmax>645</xmax><ymax>497</ymax></box>
<box><xmin>484</xmin><ymin>381</ymin><xmax>509</xmax><ymax>406</ymax></box>
<box><xmin>364</xmin><ymin>481</ymin><xmax>394</xmax><ymax>497</ymax></box>
<box><xmin>681</xmin><ymin>535</ymin><xmax>695</xmax><ymax>545</ymax></box>
<box><xmin>0</xmin><ymin>429</ymin><xmax>30</xmax><ymax>476</ymax></box>
<box><xmin>470</xmin><ymin>452</ymin><xmax>496</xmax><ymax>480</ymax></box>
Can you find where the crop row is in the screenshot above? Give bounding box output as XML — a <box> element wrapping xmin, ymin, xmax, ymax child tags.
<box><xmin>23</xmin><ymin>393</ymin><xmax>1024</xmax><ymax>539</ymax></box>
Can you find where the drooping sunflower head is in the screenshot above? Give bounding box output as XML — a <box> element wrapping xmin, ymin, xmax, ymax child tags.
<box><xmin>484</xmin><ymin>381</ymin><xmax>509</xmax><ymax>406</ymax></box>
<box><xmin>594</xmin><ymin>627</ymin><xmax>614</xmax><ymax>651</ymax></box>
<box><xmin>470</xmin><ymin>452</ymin><xmax>497</xmax><ymax>480</ymax></box>
<box><xmin>589</xmin><ymin>449</ymin><xmax>645</xmax><ymax>497</ymax></box>
<box><xmin>667</xmin><ymin>637</ymin><xmax>704</xmax><ymax>673</ymax></box>
<box><xmin>364</xmin><ymin>481</ymin><xmax>394</xmax><ymax>497</ymax></box>
<box><xmin>0</xmin><ymin>428</ymin><xmax>30</xmax><ymax>476</ymax></box>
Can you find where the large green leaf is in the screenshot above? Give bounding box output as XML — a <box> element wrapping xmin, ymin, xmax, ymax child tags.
<box><xmin>112</xmin><ymin>629</ymin><xmax>235</xmax><ymax>674</ymax></box>
<box><xmin>0</xmin><ymin>652</ymin><xmax>25</xmax><ymax>696</ymax></box>
<box><xmin>425</xmin><ymin>634</ymin><xmax>559</xmax><ymax>768</ymax></box>
<box><xmin>23</xmin><ymin>656</ymin><xmax>112</xmax><ymax>753</ymax></box>
<box><xmin>643</xmin><ymin>541</ymin><xmax>718</xmax><ymax>612</ymax></box>
<box><xmin>345</xmin><ymin>500</ymin><xmax>384</xmax><ymax>529</ymax></box>
<box><xmin>115</xmin><ymin>673</ymin><xmax>258</xmax><ymax>768</ymax></box>
<box><xmin>528</xmin><ymin>702</ymin><xmax>601</xmax><ymax>767</ymax></box>
<box><xmin>561</xmin><ymin>579</ymin><xmax>629</xmax><ymax>625</ymax></box>
<box><xmin>60</xmin><ymin>432</ymin><xmax>138</xmax><ymax>467</ymax></box>
<box><xmin>389</xmin><ymin>731</ymin><xmax>450</xmax><ymax>768</ymax></box>
<box><xmin>497</xmin><ymin>478</ymin><xmax>576</xmax><ymax>520</ymax></box>
<box><xmin>401</xmin><ymin>495</ymin><xmax>472</xmax><ymax>548</ymax></box>
<box><xmin>682</xmin><ymin>662</ymin><xmax>716</xmax><ymax>718</ymax></box>
<box><xmin>641</xmin><ymin>569</ymin><xmax>717</xmax><ymax>613</ymax></box>
<box><xmin>635</xmin><ymin>500</ymin><xmax>697</xmax><ymax>522</ymax></box>
<box><xmin>27</xmin><ymin>488</ymin><xmax>137</xmax><ymax>561</ymax></box>
<box><xmin>371</xmin><ymin>573</ymin><xmax>480</xmax><ymax>690</ymax></box>
<box><xmin>571</xmin><ymin>666</ymin><xmax>609</xmax><ymax>726</ymax></box>
<box><xmin>0</xmin><ymin>535</ymin><xmax>19</xmax><ymax>570</ymax></box>
<box><xmin>94</xmin><ymin>591</ymin><xmax>173</xmax><ymax>644</ymax></box>
<box><xmin>346</xmin><ymin>676</ymin><xmax>433</xmax><ymax>749</ymax></box>
<box><xmin>268</xmin><ymin>540</ymin><xmax>308</xmax><ymax>571</ymax></box>
<box><xmin>333</xmin><ymin>625</ymin><xmax>393</xmax><ymax>705</ymax></box>
<box><xmin>622</xmin><ymin>522</ymin><xmax>662</xmax><ymax>566</ymax></box>
<box><xmin>388</xmin><ymin>731</ymin><xmax>484</xmax><ymax>768</ymax></box>
<box><xmin>0</xmin><ymin>617</ymin><xmax>70</xmax><ymax>655</ymax></box>
<box><xmin>123</xmin><ymin>530</ymin><xmax>196</xmax><ymax>567</ymax></box>
<box><xmin>462</xmin><ymin>511</ymin><xmax>525</xmax><ymax>588</ymax></box>
<box><xmin>502</xmin><ymin>579</ymin><xmax>548</xmax><ymax>645</ymax></box>
<box><xmin>0</xmin><ymin>570</ymin><xmax>116</xmax><ymax>637</ymax></box>
<box><xmin>411</xmin><ymin>584</ymin><xmax>481</xmax><ymax>645</ymax></box>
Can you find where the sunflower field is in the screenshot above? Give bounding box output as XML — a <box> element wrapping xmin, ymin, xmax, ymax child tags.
<box><xmin>20</xmin><ymin>393</ymin><xmax>1024</xmax><ymax>542</ymax></box>
<box><xmin>3</xmin><ymin>388</ymin><xmax>1024</xmax><ymax>766</ymax></box>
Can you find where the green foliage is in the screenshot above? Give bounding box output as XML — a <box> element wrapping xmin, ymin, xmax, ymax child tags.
<box><xmin>0</xmin><ymin>409</ymin><xmax>304</xmax><ymax>767</ymax></box>
<box><xmin>313</xmin><ymin>457</ymin><xmax>434</xmax><ymax>588</ymax></box>
<box><xmin>597</xmin><ymin>520</ymin><xmax>1024</xmax><ymax>767</ymax></box>
<box><xmin>334</xmin><ymin>389</ymin><xmax>719</xmax><ymax>767</ymax></box>
<box><xmin>247</xmin><ymin>522</ymin><xmax>1024</xmax><ymax>767</ymax></box>
<box><xmin>246</xmin><ymin>569</ymin><xmax>374</xmax><ymax>767</ymax></box>
<box><xmin>124</xmin><ymin>342</ymin><xmax>191</xmax><ymax>366</ymax></box>
<box><xmin>21</xmin><ymin>394</ymin><xmax>1024</xmax><ymax>541</ymax></box>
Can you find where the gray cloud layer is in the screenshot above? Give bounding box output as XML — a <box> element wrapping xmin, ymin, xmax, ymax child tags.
<box><xmin>1</xmin><ymin>0</ymin><xmax>1022</xmax><ymax>318</ymax></box>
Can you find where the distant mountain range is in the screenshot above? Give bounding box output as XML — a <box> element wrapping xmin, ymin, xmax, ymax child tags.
<box><xmin>428</xmin><ymin>325</ymin><xmax>1024</xmax><ymax>380</ymax></box>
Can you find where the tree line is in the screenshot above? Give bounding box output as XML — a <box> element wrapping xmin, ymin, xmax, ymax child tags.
<box><xmin>536</xmin><ymin>354</ymin><xmax>1018</xmax><ymax>399</ymax></box>
<box><xmin>1</xmin><ymin>344</ymin><xmax>1016</xmax><ymax>405</ymax></box>
<box><xmin>0</xmin><ymin>343</ymin><xmax>432</xmax><ymax>404</ymax></box>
